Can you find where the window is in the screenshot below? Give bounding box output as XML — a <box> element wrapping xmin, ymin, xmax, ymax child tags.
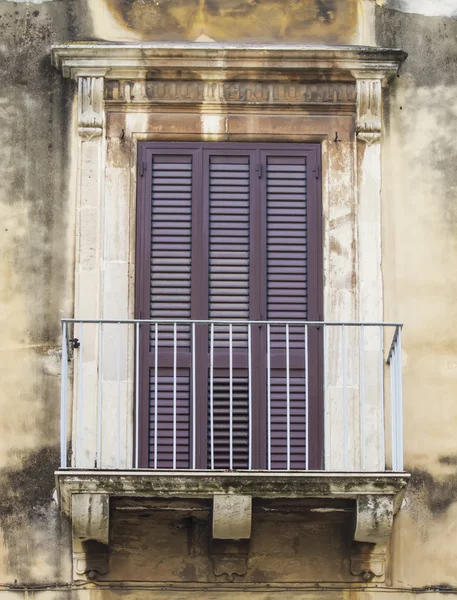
<box><xmin>136</xmin><ymin>142</ymin><xmax>323</xmax><ymax>470</ymax></box>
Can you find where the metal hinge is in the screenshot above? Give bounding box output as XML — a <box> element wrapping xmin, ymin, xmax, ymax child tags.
<box><xmin>313</xmin><ymin>164</ymin><xmax>320</xmax><ymax>180</ymax></box>
<box><xmin>140</xmin><ymin>161</ymin><xmax>147</xmax><ymax>177</ymax></box>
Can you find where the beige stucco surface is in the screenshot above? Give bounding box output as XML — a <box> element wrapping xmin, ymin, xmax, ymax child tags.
<box><xmin>0</xmin><ymin>0</ymin><xmax>457</xmax><ymax>597</ymax></box>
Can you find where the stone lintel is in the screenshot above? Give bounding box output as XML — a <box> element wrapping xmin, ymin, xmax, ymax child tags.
<box><xmin>51</xmin><ymin>43</ymin><xmax>407</xmax><ymax>81</ymax></box>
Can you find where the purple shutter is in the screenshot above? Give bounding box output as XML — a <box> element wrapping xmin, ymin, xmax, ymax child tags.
<box><xmin>206</xmin><ymin>153</ymin><xmax>253</xmax><ymax>469</ymax></box>
<box><xmin>137</xmin><ymin>142</ymin><xmax>323</xmax><ymax>470</ymax></box>
<box><xmin>264</xmin><ymin>154</ymin><xmax>308</xmax><ymax>469</ymax></box>
<box><xmin>147</xmin><ymin>153</ymin><xmax>193</xmax><ymax>468</ymax></box>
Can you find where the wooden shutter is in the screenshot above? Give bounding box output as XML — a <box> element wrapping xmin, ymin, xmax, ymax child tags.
<box><xmin>137</xmin><ymin>142</ymin><xmax>322</xmax><ymax>470</ymax></box>
<box><xmin>145</xmin><ymin>153</ymin><xmax>194</xmax><ymax>468</ymax></box>
<box><xmin>264</xmin><ymin>154</ymin><xmax>308</xmax><ymax>470</ymax></box>
<box><xmin>206</xmin><ymin>152</ymin><xmax>253</xmax><ymax>468</ymax></box>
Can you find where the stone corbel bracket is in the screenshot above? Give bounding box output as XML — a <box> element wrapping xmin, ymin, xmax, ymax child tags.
<box><xmin>351</xmin><ymin>494</ymin><xmax>395</xmax><ymax>581</ymax></box>
<box><xmin>73</xmin><ymin>70</ymin><xmax>107</xmax><ymax>140</ymax></box>
<box><xmin>72</xmin><ymin>493</ymin><xmax>110</xmax><ymax>580</ymax></box>
<box><xmin>352</xmin><ymin>72</ymin><xmax>383</xmax><ymax>145</ymax></box>
<box><xmin>211</xmin><ymin>494</ymin><xmax>252</xmax><ymax>580</ymax></box>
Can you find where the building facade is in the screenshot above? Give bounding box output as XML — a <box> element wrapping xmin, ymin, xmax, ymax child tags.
<box><xmin>1</xmin><ymin>1</ymin><xmax>457</xmax><ymax>599</ymax></box>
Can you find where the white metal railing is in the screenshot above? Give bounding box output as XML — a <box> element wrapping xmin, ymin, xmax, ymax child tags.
<box><xmin>60</xmin><ymin>319</ymin><xmax>404</xmax><ymax>472</ymax></box>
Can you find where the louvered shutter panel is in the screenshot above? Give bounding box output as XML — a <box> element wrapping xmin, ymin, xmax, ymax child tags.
<box><xmin>266</xmin><ymin>155</ymin><xmax>308</xmax><ymax>469</ymax></box>
<box><xmin>207</xmin><ymin>154</ymin><xmax>251</xmax><ymax>468</ymax></box>
<box><xmin>148</xmin><ymin>154</ymin><xmax>192</xmax><ymax>468</ymax></box>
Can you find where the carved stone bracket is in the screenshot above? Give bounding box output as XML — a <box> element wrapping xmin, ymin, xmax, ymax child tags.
<box><xmin>211</xmin><ymin>494</ymin><xmax>252</xmax><ymax>580</ymax></box>
<box><xmin>72</xmin><ymin>493</ymin><xmax>110</xmax><ymax>580</ymax></box>
<box><xmin>353</xmin><ymin>75</ymin><xmax>383</xmax><ymax>145</ymax></box>
<box><xmin>78</xmin><ymin>76</ymin><xmax>104</xmax><ymax>140</ymax></box>
<box><xmin>350</xmin><ymin>494</ymin><xmax>394</xmax><ymax>581</ymax></box>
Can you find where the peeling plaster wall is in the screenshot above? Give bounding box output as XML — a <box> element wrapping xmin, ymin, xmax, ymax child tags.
<box><xmin>0</xmin><ymin>0</ymin><xmax>89</xmax><ymax>584</ymax></box>
<box><xmin>377</xmin><ymin>5</ymin><xmax>457</xmax><ymax>589</ymax></box>
<box><xmin>1</xmin><ymin>0</ymin><xmax>457</xmax><ymax>597</ymax></box>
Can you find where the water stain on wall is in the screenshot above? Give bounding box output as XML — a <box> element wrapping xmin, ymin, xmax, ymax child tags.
<box><xmin>104</xmin><ymin>0</ymin><xmax>358</xmax><ymax>43</ymax></box>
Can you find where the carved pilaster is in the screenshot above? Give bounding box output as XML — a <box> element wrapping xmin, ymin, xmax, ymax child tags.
<box><xmin>78</xmin><ymin>76</ymin><xmax>104</xmax><ymax>140</ymax></box>
<box><xmin>354</xmin><ymin>77</ymin><xmax>382</xmax><ymax>146</ymax></box>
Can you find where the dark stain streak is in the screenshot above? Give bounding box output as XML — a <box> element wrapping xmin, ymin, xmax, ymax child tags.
<box><xmin>439</xmin><ymin>455</ymin><xmax>457</xmax><ymax>466</ymax></box>
<box><xmin>408</xmin><ymin>468</ymin><xmax>457</xmax><ymax>516</ymax></box>
<box><xmin>0</xmin><ymin>446</ymin><xmax>69</xmax><ymax>581</ymax></box>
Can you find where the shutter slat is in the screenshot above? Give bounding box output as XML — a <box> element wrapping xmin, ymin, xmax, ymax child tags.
<box><xmin>266</xmin><ymin>155</ymin><xmax>308</xmax><ymax>469</ymax></box>
<box><xmin>149</xmin><ymin>155</ymin><xmax>192</xmax><ymax>351</ymax></box>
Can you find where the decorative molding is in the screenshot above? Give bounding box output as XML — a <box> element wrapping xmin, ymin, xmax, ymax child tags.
<box><xmin>51</xmin><ymin>43</ymin><xmax>407</xmax><ymax>82</ymax></box>
<box><xmin>211</xmin><ymin>539</ymin><xmax>250</xmax><ymax>581</ymax></box>
<box><xmin>78</xmin><ymin>76</ymin><xmax>104</xmax><ymax>139</ymax></box>
<box><xmin>104</xmin><ymin>80</ymin><xmax>356</xmax><ymax>107</ymax></box>
<box><xmin>350</xmin><ymin>543</ymin><xmax>387</xmax><ymax>582</ymax></box>
<box><xmin>354</xmin><ymin>77</ymin><xmax>382</xmax><ymax>145</ymax></box>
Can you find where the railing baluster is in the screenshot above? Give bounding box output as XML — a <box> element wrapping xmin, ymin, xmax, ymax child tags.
<box><xmin>379</xmin><ymin>325</ymin><xmax>385</xmax><ymax>470</ymax></box>
<box><xmin>173</xmin><ymin>322</ymin><xmax>177</xmax><ymax>470</ymax></box>
<box><xmin>397</xmin><ymin>327</ymin><xmax>404</xmax><ymax>471</ymax></box>
<box><xmin>97</xmin><ymin>322</ymin><xmax>103</xmax><ymax>468</ymax></box>
<box><xmin>135</xmin><ymin>321</ymin><xmax>140</xmax><ymax>469</ymax></box>
<box><xmin>305</xmin><ymin>324</ymin><xmax>309</xmax><ymax>471</ymax></box>
<box><xmin>248</xmin><ymin>323</ymin><xmax>252</xmax><ymax>471</ymax></box>
<box><xmin>390</xmin><ymin>342</ymin><xmax>397</xmax><ymax>471</ymax></box>
<box><xmin>210</xmin><ymin>323</ymin><xmax>215</xmax><ymax>470</ymax></box>
<box><xmin>76</xmin><ymin>323</ymin><xmax>84</xmax><ymax>467</ymax></box>
<box><xmin>267</xmin><ymin>323</ymin><xmax>271</xmax><ymax>470</ymax></box>
<box><xmin>342</xmin><ymin>324</ymin><xmax>347</xmax><ymax>471</ymax></box>
<box><xmin>323</xmin><ymin>324</ymin><xmax>329</xmax><ymax>470</ymax></box>
<box><xmin>360</xmin><ymin>325</ymin><xmax>365</xmax><ymax>471</ymax></box>
<box><xmin>154</xmin><ymin>322</ymin><xmax>158</xmax><ymax>470</ymax></box>
<box><xmin>60</xmin><ymin>321</ymin><xmax>68</xmax><ymax>468</ymax></box>
<box><xmin>229</xmin><ymin>323</ymin><xmax>233</xmax><ymax>471</ymax></box>
<box><xmin>117</xmin><ymin>322</ymin><xmax>121</xmax><ymax>469</ymax></box>
<box><xmin>192</xmin><ymin>322</ymin><xmax>196</xmax><ymax>470</ymax></box>
<box><xmin>286</xmin><ymin>323</ymin><xmax>290</xmax><ymax>471</ymax></box>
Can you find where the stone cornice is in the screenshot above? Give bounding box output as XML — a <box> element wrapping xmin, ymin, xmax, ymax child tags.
<box><xmin>51</xmin><ymin>43</ymin><xmax>407</xmax><ymax>81</ymax></box>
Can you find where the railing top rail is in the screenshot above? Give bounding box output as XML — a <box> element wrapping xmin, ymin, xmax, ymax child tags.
<box><xmin>62</xmin><ymin>318</ymin><xmax>403</xmax><ymax>327</ymax></box>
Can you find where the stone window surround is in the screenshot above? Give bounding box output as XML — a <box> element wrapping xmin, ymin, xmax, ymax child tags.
<box><xmin>51</xmin><ymin>43</ymin><xmax>409</xmax><ymax>582</ymax></box>
<box><xmin>51</xmin><ymin>42</ymin><xmax>406</xmax><ymax>473</ymax></box>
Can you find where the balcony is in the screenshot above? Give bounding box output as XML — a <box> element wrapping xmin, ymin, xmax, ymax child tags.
<box><xmin>57</xmin><ymin>319</ymin><xmax>409</xmax><ymax>580</ymax></box>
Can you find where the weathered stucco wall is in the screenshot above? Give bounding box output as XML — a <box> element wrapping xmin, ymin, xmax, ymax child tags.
<box><xmin>377</xmin><ymin>3</ymin><xmax>457</xmax><ymax>588</ymax></box>
<box><xmin>1</xmin><ymin>0</ymin><xmax>457</xmax><ymax>598</ymax></box>
<box><xmin>0</xmin><ymin>0</ymin><xmax>90</xmax><ymax>583</ymax></box>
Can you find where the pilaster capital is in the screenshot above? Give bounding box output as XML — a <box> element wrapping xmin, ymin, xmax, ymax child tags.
<box><xmin>77</xmin><ymin>75</ymin><xmax>105</xmax><ymax>140</ymax></box>
<box><xmin>351</xmin><ymin>71</ymin><xmax>384</xmax><ymax>145</ymax></box>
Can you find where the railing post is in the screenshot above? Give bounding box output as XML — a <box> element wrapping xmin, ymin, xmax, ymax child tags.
<box><xmin>60</xmin><ymin>321</ymin><xmax>68</xmax><ymax>468</ymax></box>
<box><xmin>135</xmin><ymin>321</ymin><xmax>140</xmax><ymax>469</ymax></box>
<box><xmin>210</xmin><ymin>323</ymin><xmax>215</xmax><ymax>470</ymax></box>
<box><xmin>267</xmin><ymin>323</ymin><xmax>271</xmax><ymax>470</ymax></box>
<box><xmin>323</xmin><ymin>324</ymin><xmax>329</xmax><ymax>471</ymax></box>
<box><xmin>379</xmin><ymin>325</ymin><xmax>385</xmax><ymax>470</ymax></box>
<box><xmin>390</xmin><ymin>339</ymin><xmax>397</xmax><ymax>471</ymax></box>
<box><xmin>76</xmin><ymin>323</ymin><xmax>84</xmax><ymax>467</ymax></box>
<box><xmin>360</xmin><ymin>325</ymin><xmax>365</xmax><ymax>472</ymax></box>
<box><xmin>192</xmin><ymin>322</ymin><xmax>196</xmax><ymax>470</ymax></box>
<box><xmin>154</xmin><ymin>322</ymin><xmax>159</xmax><ymax>469</ymax></box>
<box><xmin>116</xmin><ymin>322</ymin><xmax>121</xmax><ymax>469</ymax></box>
<box><xmin>342</xmin><ymin>324</ymin><xmax>348</xmax><ymax>471</ymax></box>
<box><xmin>97</xmin><ymin>321</ymin><xmax>103</xmax><ymax>468</ymax></box>
<box><xmin>397</xmin><ymin>327</ymin><xmax>404</xmax><ymax>471</ymax></box>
